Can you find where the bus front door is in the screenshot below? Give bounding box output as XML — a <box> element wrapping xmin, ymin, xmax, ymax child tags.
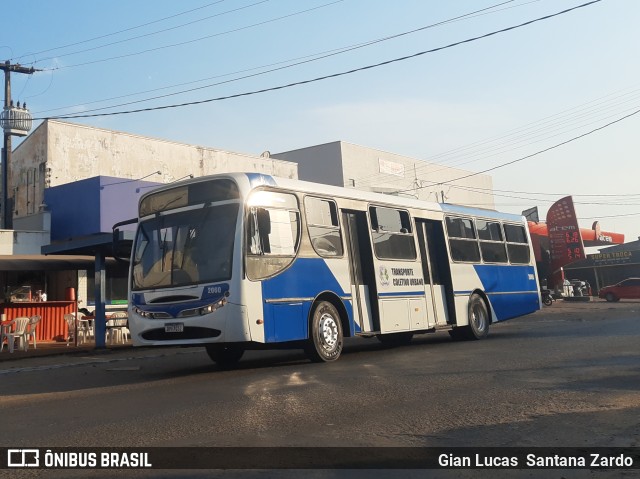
<box><xmin>342</xmin><ymin>210</ymin><xmax>378</xmax><ymax>333</ymax></box>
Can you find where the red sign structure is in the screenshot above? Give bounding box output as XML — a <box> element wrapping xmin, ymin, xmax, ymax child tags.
<box><xmin>546</xmin><ymin>196</ymin><xmax>585</xmax><ymax>289</ymax></box>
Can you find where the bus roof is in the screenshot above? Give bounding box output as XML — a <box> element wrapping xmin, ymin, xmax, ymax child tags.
<box><xmin>254</xmin><ymin>174</ymin><xmax>526</xmax><ymax>223</ymax></box>
<box><xmin>139</xmin><ymin>172</ymin><xmax>525</xmax><ymax>223</ymax></box>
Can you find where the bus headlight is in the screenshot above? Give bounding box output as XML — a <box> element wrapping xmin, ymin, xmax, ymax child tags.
<box><xmin>133</xmin><ymin>306</ymin><xmax>171</xmax><ymax>319</ymax></box>
<box><xmin>198</xmin><ymin>298</ymin><xmax>227</xmax><ymax>315</ymax></box>
<box><xmin>176</xmin><ymin>298</ymin><xmax>227</xmax><ymax>318</ymax></box>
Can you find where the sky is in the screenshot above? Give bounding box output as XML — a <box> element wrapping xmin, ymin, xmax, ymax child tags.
<box><xmin>3</xmin><ymin>0</ymin><xmax>639</xmax><ymax>245</ymax></box>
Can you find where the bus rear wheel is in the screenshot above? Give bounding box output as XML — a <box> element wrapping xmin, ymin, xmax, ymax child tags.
<box><xmin>464</xmin><ymin>294</ymin><xmax>490</xmax><ymax>340</ymax></box>
<box><xmin>305</xmin><ymin>301</ymin><xmax>343</xmax><ymax>362</ymax></box>
<box><xmin>206</xmin><ymin>344</ymin><xmax>245</xmax><ymax>368</ymax></box>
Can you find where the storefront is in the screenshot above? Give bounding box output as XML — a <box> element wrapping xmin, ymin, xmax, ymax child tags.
<box><xmin>563</xmin><ymin>249</ymin><xmax>640</xmax><ymax>293</ymax></box>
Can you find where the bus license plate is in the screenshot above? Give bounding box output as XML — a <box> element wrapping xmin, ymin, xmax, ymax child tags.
<box><xmin>165</xmin><ymin>323</ymin><xmax>184</xmax><ymax>333</ymax></box>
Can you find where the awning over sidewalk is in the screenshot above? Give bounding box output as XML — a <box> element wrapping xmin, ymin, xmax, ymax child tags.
<box><xmin>0</xmin><ymin>254</ymin><xmax>111</xmax><ymax>271</ymax></box>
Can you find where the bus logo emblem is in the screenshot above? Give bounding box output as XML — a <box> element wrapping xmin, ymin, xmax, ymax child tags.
<box><xmin>379</xmin><ymin>266</ymin><xmax>390</xmax><ymax>286</ymax></box>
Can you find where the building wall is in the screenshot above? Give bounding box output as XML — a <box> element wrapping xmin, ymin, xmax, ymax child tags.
<box><xmin>8</xmin><ymin>120</ymin><xmax>49</xmax><ymax>219</ymax></box>
<box><xmin>10</xmin><ymin>120</ymin><xmax>298</xmax><ymax>224</ymax></box>
<box><xmin>274</xmin><ymin>141</ymin><xmax>495</xmax><ymax>207</ymax></box>
<box><xmin>272</xmin><ymin>142</ymin><xmax>345</xmax><ymax>187</ymax></box>
<box><xmin>0</xmin><ymin>230</ymin><xmax>50</xmax><ymax>255</ymax></box>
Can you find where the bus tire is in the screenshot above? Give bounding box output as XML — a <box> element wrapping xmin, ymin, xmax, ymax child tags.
<box><xmin>205</xmin><ymin>344</ymin><xmax>245</xmax><ymax>368</ymax></box>
<box><xmin>465</xmin><ymin>294</ymin><xmax>490</xmax><ymax>340</ymax></box>
<box><xmin>305</xmin><ymin>301</ymin><xmax>343</xmax><ymax>362</ymax></box>
<box><xmin>377</xmin><ymin>332</ymin><xmax>413</xmax><ymax>347</ymax></box>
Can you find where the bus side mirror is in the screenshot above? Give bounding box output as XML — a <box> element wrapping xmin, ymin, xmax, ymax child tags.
<box><xmin>112</xmin><ymin>217</ymin><xmax>138</xmax><ymax>262</ymax></box>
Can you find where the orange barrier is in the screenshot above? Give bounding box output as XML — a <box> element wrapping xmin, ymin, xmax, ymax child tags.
<box><xmin>0</xmin><ymin>301</ymin><xmax>77</xmax><ymax>341</ymax></box>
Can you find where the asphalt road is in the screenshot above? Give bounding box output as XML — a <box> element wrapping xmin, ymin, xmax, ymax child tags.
<box><xmin>1</xmin><ymin>300</ymin><xmax>639</xmax><ymax>478</ymax></box>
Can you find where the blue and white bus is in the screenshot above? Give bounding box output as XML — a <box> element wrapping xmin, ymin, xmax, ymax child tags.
<box><xmin>125</xmin><ymin>173</ymin><xmax>540</xmax><ymax>365</ymax></box>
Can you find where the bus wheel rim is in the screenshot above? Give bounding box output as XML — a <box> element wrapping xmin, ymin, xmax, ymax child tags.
<box><xmin>472</xmin><ymin>304</ymin><xmax>486</xmax><ymax>332</ymax></box>
<box><xmin>319</xmin><ymin>313</ymin><xmax>338</xmax><ymax>350</ymax></box>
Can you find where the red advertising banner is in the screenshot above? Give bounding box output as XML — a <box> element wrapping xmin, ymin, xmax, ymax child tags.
<box><xmin>546</xmin><ymin>196</ymin><xmax>585</xmax><ymax>288</ymax></box>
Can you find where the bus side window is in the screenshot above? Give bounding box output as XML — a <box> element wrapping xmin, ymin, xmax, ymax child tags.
<box><xmin>245</xmin><ymin>191</ymin><xmax>301</xmax><ymax>280</ymax></box>
<box><xmin>445</xmin><ymin>216</ymin><xmax>481</xmax><ymax>263</ymax></box>
<box><xmin>248</xmin><ymin>207</ymin><xmax>273</xmax><ymax>255</ymax></box>
<box><xmin>369</xmin><ymin>206</ymin><xmax>416</xmax><ymax>260</ymax></box>
<box><xmin>257</xmin><ymin>208</ymin><xmax>272</xmax><ymax>253</ymax></box>
<box><xmin>305</xmin><ymin>197</ymin><xmax>343</xmax><ymax>257</ymax></box>
<box><xmin>504</xmin><ymin>224</ymin><xmax>530</xmax><ymax>264</ymax></box>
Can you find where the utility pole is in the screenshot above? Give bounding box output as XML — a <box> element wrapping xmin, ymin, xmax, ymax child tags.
<box><xmin>1</xmin><ymin>60</ymin><xmax>39</xmax><ymax>229</ymax></box>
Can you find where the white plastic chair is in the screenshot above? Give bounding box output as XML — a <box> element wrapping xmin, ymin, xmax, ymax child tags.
<box><xmin>24</xmin><ymin>315</ymin><xmax>42</xmax><ymax>350</ymax></box>
<box><xmin>107</xmin><ymin>312</ymin><xmax>130</xmax><ymax>344</ymax></box>
<box><xmin>106</xmin><ymin>311</ymin><xmax>130</xmax><ymax>344</ymax></box>
<box><xmin>64</xmin><ymin>313</ymin><xmax>87</xmax><ymax>346</ymax></box>
<box><xmin>2</xmin><ymin>317</ymin><xmax>30</xmax><ymax>353</ymax></box>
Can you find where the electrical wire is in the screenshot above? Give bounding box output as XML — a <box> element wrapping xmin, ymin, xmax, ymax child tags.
<box><xmin>32</xmin><ymin>0</ymin><xmax>269</xmax><ymax>65</ymax></box>
<box><xmin>12</xmin><ymin>0</ymin><xmax>227</xmax><ymax>62</ymax></box>
<box><xmin>34</xmin><ymin>0</ymin><xmax>525</xmax><ymax>116</ymax></box>
<box><xmin>33</xmin><ymin>0</ymin><xmax>603</xmax><ymax>121</ymax></box>
<box><xmin>42</xmin><ymin>1</ymin><xmax>344</xmax><ymax>71</ymax></box>
<box><xmin>353</xmin><ymin>85</ymin><xmax>640</xmax><ymax>188</ymax></box>
<box><xmin>392</xmin><ymin>106</ymin><xmax>640</xmax><ymax>195</ymax></box>
<box><xmin>449</xmin><ymin>185</ymin><xmax>640</xmax><ymax>206</ymax></box>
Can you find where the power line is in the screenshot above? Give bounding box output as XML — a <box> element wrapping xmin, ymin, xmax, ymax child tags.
<box><xmin>449</xmin><ymin>184</ymin><xmax>640</xmax><ymax>198</ymax></box>
<box><xmin>34</xmin><ymin>0</ymin><xmax>524</xmax><ymax>116</ymax></box>
<box><xmin>34</xmin><ymin>0</ymin><xmax>603</xmax><ymax>121</ymax></box>
<box><xmin>12</xmin><ymin>0</ymin><xmax>227</xmax><ymax>62</ymax></box>
<box><xmin>449</xmin><ymin>185</ymin><xmax>640</xmax><ymax>205</ymax></box>
<box><xmin>353</xmin><ymin>85</ymin><xmax>640</xmax><ymax>188</ymax></box>
<box><xmin>392</xmin><ymin>106</ymin><xmax>640</xmax><ymax>195</ymax></box>
<box><xmin>41</xmin><ymin>1</ymin><xmax>344</xmax><ymax>71</ymax></box>
<box><xmin>33</xmin><ymin>0</ymin><xmax>269</xmax><ymax>65</ymax></box>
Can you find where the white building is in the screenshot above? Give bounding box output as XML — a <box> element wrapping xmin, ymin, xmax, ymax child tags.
<box><xmin>273</xmin><ymin>141</ymin><xmax>494</xmax><ymax>207</ymax></box>
<box><xmin>9</xmin><ymin>119</ymin><xmax>298</xmax><ymax>223</ymax></box>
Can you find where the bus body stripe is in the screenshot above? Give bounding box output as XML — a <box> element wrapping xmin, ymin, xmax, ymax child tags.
<box><xmin>472</xmin><ymin>264</ymin><xmax>540</xmax><ymax>321</ymax></box>
<box><xmin>261</xmin><ymin>258</ymin><xmax>354</xmax><ymax>342</ymax></box>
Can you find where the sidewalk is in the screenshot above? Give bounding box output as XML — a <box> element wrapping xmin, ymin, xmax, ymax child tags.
<box><xmin>0</xmin><ymin>340</ymin><xmax>133</xmax><ymax>362</ymax></box>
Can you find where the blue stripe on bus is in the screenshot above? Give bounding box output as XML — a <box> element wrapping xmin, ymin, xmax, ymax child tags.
<box><xmin>378</xmin><ymin>291</ymin><xmax>425</xmax><ymax>298</ymax></box>
<box><xmin>261</xmin><ymin>257</ymin><xmax>354</xmax><ymax>343</ymax></box>
<box><xmin>473</xmin><ymin>264</ymin><xmax>539</xmax><ymax>321</ymax></box>
<box><xmin>131</xmin><ymin>283</ymin><xmax>230</xmax><ymax>317</ymax></box>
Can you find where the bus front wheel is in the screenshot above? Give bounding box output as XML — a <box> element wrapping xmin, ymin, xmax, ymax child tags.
<box><xmin>206</xmin><ymin>344</ymin><xmax>245</xmax><ymax>368</ymax></box>
<box><xmin>465</xmin><ymin>294</ymin><xmax>490</xmax><ymax>340</ymax></box>
<box><xmin>305</xmin><ymin>301</ymin><xmax>343</xmax><ymax>362</ymax></box>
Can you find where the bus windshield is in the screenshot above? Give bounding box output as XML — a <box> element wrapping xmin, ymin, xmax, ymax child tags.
<box><xmin>131</xmin><ymin>203</ymin><xmax>239</xmax><ymax>291</ymax></box>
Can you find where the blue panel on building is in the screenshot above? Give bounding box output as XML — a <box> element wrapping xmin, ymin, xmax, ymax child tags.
<box><xmin>44</xmin><ymin>176</ymin><xmax>162</xmax><ymax>241</ymax></box>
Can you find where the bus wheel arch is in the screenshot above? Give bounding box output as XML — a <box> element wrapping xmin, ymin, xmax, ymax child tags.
<box><xmin>305</xmin><ymin>294</ymin><xmax>346</xmax><ymax>362</ymax></box>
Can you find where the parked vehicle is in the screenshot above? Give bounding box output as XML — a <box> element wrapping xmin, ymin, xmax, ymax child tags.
<box><xmin>598</xmin><ymin>278</ymin><xmax>640</xmax><ymax>302</ymax></box>
<box><xmin>541</xmin><ymin>289</ymin><xmax>554</xmax><ymax>306</ymax></box>
<box><xmin>569</xmin><ymin>279</ymin><xmax>590</xmax><ymax>297</ymax></box>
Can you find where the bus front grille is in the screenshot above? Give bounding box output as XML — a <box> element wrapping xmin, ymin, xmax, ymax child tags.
<box><xmin>141</xmin><ymin>327</ymin><xmax>221</xmax><ymax>341</ymax></box>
